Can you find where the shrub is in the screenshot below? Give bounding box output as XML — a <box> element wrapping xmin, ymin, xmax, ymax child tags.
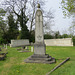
<box><xmin>44</xmin><ymin>34</ymin><xmax>54</xmax><ymax>39</ymax></box>
<box><xmin>72</xmin><ymin>38</ymin><xmax>75</xmax><ymax>46</ymax></box>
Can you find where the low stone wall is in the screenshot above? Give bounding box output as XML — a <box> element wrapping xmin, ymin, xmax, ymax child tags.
<box><xmin>10</xmin><ymin>39</ymin><xmax>29</xmax><ymax>47</ymax></box>
<box><xmin>44</xmin><ymin>38</ymin><xmax>73</xmax><ymax>46</ymax></box>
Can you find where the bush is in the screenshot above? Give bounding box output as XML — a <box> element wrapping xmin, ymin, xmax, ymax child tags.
<box><xmin>72</xmin><ymin>38</ymin><xmax>75</xmax><ymax>46</ymax></box>
<box><xmin>44</xmin><ymin>34</ymin><xmax>54</xmax><ymax>39</ymax></box>
<box><xmin>29</xmin><ymin>31</ymin><xmax>35</xmax><ymax>43</ymax></box>
<box><xmin>0</xmin><ymin>38</ymin><xmax>3</xmax><ymax>44</ymax></box>
<box><xmin>0</xmin><ymin>38</ymin><xmax>6</xmax><ymax>44</ymax></box>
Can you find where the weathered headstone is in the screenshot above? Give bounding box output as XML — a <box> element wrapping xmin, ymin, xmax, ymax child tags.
<box><xmin>10</xmin><ymin>39</ymin><xmax>29</xmax><ymax>47</ymax></box>
<box><xmin>4</xmin><ymin>44</ymin><xmax>5</xmax><ymax>48</ymax></box>
<box><xmin>25</xmin><ymin>46</ymin><xmax>29</xmax><ymax>50</ymax></box>
<box><xmin>18</xmin><ymin>46</ymin><xmax>30</xmax><ymax>52</ymax></box>
<box><xmin>24</xmin><ymin>4</ymin><xmax>55</xmax><ymax>64</ymax></box>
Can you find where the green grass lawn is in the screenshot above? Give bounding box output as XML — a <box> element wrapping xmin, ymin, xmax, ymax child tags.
<box><xmin>0</xmin><ymin>46</ymin><xmax>75</xmax><ymax>75</ymax></box>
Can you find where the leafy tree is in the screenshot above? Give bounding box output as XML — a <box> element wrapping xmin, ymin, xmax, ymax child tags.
<box><xmin>0</xmin><ymin>8</ymin><xmax>7</xmax><ymax>34</ymax></box>
<box><xmin>54</xmin><ymin>31</ymin><xmax>61</xmax><ymax>39</ymax></box>
<box><xmin>61</xmin><ymin>34</ymin><xmax>69</xmax><ymax>38</ymax></box>
<box><xmin>44</xmin><ymin>34</ymin><xmax>54</xmax><ymax>39</ymax></box>
<box><xmin>61</xmin><ymin>0</ymin><xmax>75</xmax><ymax>16</ymax></box>
<box><xmin>2</xmin><ymin>0</ymin><xmax>30</xmax><ymax>39</ymax></box>
<box><xmin>18</xmin><ymin>8</ymin><xmax>29</xmax><ymax>39</ymax></box>
<box><xmin>69</xmin><ymin>24</ymin><xmax>75</xmax><ymax>36</ymax></box>
<box><xmin>61</xmin><ymin>0</ymin><xmax>75</xmax><ymax>37</ymax></box>
<box><xmin>29</xmin><ymin>30</ymin><xmax>35</xmax><ymax>43</ymax></box>
<box><xmin>2</xmin><ymin>0</ymin><xmax>54</xmax><ymax>32</ymax></box>
<box><xmin>1</xmin><ymin>0</ymin><xmax>54</xmax><ymax>42</ymax></box>
<box><xmin>7</xmin><ymin>13</ymin><xmax>19</xmax><ymax>42</ymax></box>
<box><xmin>0</xmin><ymin>8</ymin><xmax>7</xmax><ymax>44</ymax></box>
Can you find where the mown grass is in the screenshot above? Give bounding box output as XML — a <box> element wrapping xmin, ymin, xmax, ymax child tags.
<box><xmin>0</xmin><ymin>46</ymin><xmax>75</xmax><ymax>75</ymax></box>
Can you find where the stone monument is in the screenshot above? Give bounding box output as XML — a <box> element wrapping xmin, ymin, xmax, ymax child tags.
<box><xmin>24</xmin><ymin>4</ymin><xmax>55</xmax><ymax>64</ymax></box>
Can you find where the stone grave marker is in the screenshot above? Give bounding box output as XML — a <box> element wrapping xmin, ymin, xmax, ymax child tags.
<box><xmin>31</xmin><ymin>47</ymin><xmax>34</xmax><ymax>52</ymax></box>
<box><xmin>24</xmin><ymin>4</ymin><xmax>55</xmax><ymax>64</ymax></box>
<box><xmin>10</xmin><ymin>39</ymin><xmax>30</xmax><ymax>52</ymax></box>
<box><xmin>6</xmin><ymin>44</ymin><xmax>7</xmax><ymax>49</ymax></box>
<box><xmin>10</xmin><ymin>39</ymin><xmax>29</xmax><ymax>47</ymax></box>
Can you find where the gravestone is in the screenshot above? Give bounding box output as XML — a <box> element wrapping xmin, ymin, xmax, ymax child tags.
<box><xmin>10</xmin><ymin>39</ymin><xmax>29</xmax><ymax>47</ymax></box>
<box><xmin>31</xmin><ymin>47</ymin><xmax>34</xmax><ymax>52</ymax></box>
<box><xmin>24</xmin><ymin>4</ymin><xmax>55</xmax><ymax>64</ymax></box>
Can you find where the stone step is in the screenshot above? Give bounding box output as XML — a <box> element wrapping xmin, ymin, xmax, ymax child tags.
<box><xmin>24</xmin><ymin>58</ymin><xmax>55</xmax><ymax>64</ymax></box>
<box><xmin>31</xmin><ymin>54</ymin><xmax>49</xmax><ymax>58</ymax></box>
<box><xmin>28</xmin><ymin>56</ymin><xmax>52</xmax><ymax>61</ymax></box>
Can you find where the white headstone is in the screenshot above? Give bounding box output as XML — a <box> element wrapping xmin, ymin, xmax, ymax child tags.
<box><xmin>25</xmin><ymin>46</ymin><xmax>29</xmax><ymax>50</ymax></box>
<box><xmin>6</xmin><ymin>44</ymin><xmax>7</xmax><ymax>49</ymax></box>
<box><xmin>31</xmin><ymin>47</ymin><xmax>34</xmax><ymax>52</ymax></box>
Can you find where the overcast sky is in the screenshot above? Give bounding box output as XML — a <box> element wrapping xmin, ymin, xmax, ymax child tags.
<box><xmin>45</xmin><ymin>0</ymin><xmax>72</xmax><ymax>34</ymax></box>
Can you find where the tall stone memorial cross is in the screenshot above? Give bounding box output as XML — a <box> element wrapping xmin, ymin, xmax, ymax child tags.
<box><xmin>24</xmin><ymin>4</ymin><xmax>55</xmax><ymax>64</ymax></box>
<box><xmin>34</xmin><ymin>3</ymin><xmax>46</xmax><ymax>55</ymax></box>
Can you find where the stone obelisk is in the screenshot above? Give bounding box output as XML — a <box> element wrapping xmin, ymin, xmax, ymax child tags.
<box><xmin>34</xmin><ymin>3</ymin><xmax>46</xmax><ymax>55</ymax></box>
<box><xmin>24</xmin><ymin>4</ymin><xmax>55</xmax><ymax>64</ymax></box>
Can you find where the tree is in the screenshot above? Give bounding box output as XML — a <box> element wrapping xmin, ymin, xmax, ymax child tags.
<box><xmin>28</xmin><ymin>0</ymin><xmax>54</xmax><ymax>33</ymax></box>
<box><xmin>61</xmin><ymin>0</ymin><xmax>75</xmax><ymax>36</ymax></box>
<box><xmin>29</xmin><ymin>30</ymin><xmax>35</xmax><ymax>43</ymax></box>
<box><xmin>69</xmin><ymin>20</ymin><xmax>75</xmax><ymax>36</ymax></box>
<box><xmin>44</xmin><ymin>34</ymin><xmax>54</xmax><ymax>39</ymax></box>
<box><xmin>18</xmin><ymin>8</ymin><xmax>29</xmax><ymax>39</ymax></box>
<box><xmin>1</xmin><ymin>0</ymin><xmax>54</xmax><ymax>42</ymax></box>
<box><xmin>61</xmin><ymin>34</ymin><xmax>69</xmax><ymax>38</ymax></box>
<box><xmin>2</xmin><ymin>0</ymin><xmax>54</xmax><ymax>31</ymax></box>
<box><xmin>43</xmin><ymin>9</ymin><xmax>54</xmax><ymax>34</ymax></box>
<box><xmin>0</xmin><ymin>8</ymin><xmax>7</xmax><ymax>44</ymax></box>
<box><xmin>54</xmin><ymin>31</ymin><xmax>61</xmax><ymax>39</ymax></box>
<box><xmin>2</xmin><ymin>0</ymin><xmax>30</xmax><ymax>40</ymax></box>
<box><xmin>28</xmin><ymin>0</ymin><xmax>46</xmax><ymax>32</ymax></box>
<box><xmin>0</xmin><ymin>8</ymin><xmax>7</xmax><ymax>34</ymax></box>
<box><xmin>7</xmin><ymin>13</ymin><xmax>19</xmax><ymax>42</ymax></box>
<box><xmin>61</xmin><ymin>0</ymin><xmax>75</xmax><ymax>16</ymax></box>
<box><xmin>2</xmin><ymin>0</ymin><xmax>29</xmax><ymax>28</ymax></box>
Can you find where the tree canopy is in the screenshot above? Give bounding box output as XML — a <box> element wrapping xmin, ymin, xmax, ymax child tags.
<box><xmin>61</xmin><ymin>0</ymin><xmax>75</xmax><ymax>16</ymax></box>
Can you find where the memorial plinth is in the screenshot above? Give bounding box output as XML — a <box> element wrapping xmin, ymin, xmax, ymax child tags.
<box><xmin>24</xmin><ymin>4</ymin><xmax>55</xmax><ymax>64</ymax></box>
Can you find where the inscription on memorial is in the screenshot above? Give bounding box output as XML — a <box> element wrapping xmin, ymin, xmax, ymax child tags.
<box><xmin>37</xmin><ymin>35</ymin><xmax>42</xmax><ymax>40</ymax></box>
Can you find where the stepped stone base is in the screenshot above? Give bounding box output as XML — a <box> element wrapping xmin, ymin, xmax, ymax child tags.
<box><xmin>24</xmin><ymin>54</ymin><xmax>55</xmax><ymax>64</ymax></box>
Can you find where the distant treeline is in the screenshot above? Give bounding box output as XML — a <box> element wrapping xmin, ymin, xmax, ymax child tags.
<box><xmin>44</xmin><ymin>34</ymin><xmax>74</xmax><ymax>39</ymax></box>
